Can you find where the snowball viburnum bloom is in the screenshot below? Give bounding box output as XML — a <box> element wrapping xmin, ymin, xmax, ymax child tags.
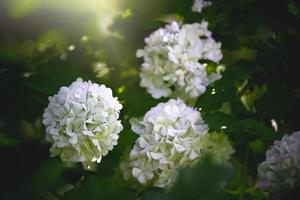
<box><xmin>257</xmin><ymin>130</ymin><xmax>300</xmax><ymax>198</ymax></box>
<box><xmin>192</xmin><ymin>0</ymin><xmax>212</xmax><ymax>13</ymax></box>
<box><xmin>137</xmin><ymin>21</ymin><xmax>222</xmax><ymax>100</ymax></box>
<box><xmin>43</xmin><ymin>78</ymin><xmax>123</xmax><ymax>169</ymax></box>
<box><xmin>121</xmin><ymin>99</ymin><xmax>234</xmax><ymax>188</ymax></box>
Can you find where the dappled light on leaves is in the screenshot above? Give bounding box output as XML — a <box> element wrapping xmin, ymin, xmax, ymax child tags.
<box><xmin>0</xmin><ymin>0</ymin><xmax>300</xmax><ymax>199</ymax></box>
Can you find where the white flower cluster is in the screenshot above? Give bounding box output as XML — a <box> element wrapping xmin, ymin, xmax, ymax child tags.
<box><xmin>137</xmin><ymin>21</ymin><xmax>222</xmax><ymax>100</ymax></box>
<box><xmin>121</xmin><ymin>99</ymin><xmax>233</xmax><ymax>188</ymax></box>
<box><xmin>192</xmin><ymin>0</ymin><xmax>212</xmax><ymax>13</ymax></box>
<box><xmin>257</xmin><ymin>130</ymin><xmax>300</xmax><ymax>198</ymax></box>
<box><xmin>43</xmin><ymin>78</ymin><xmax>123</xmax><ymax>168</ymax></box>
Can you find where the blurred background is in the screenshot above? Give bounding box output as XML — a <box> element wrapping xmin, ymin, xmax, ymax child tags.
<box><xmin>0</xmin><ymin>0</ymin><xmax>300</xmax><ymax>199</ymax></box>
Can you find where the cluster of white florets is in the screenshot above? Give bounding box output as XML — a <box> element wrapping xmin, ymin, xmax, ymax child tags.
<box><xmin>257</xmin><ymin>130</ymin><xmax>300</xmax><ymax>198</ymax></box>
<box><xmin>121</xmin><ymin>99</ymin><xmax>234</xmax><ymax>188</ymax></box>
<box><xmin>137</xmin><ymin>21</ymin><xmax>222</xmax><ymax>100</ymax></box>
<box><xmin>192</xmin><ymin>0</ymin><xmax>212</xmax><ymax>13</ymax></box>
<box><xmin>43</xmin><ymin>78</ymin><xmax>123</xmax><ymax>168</ymax></box>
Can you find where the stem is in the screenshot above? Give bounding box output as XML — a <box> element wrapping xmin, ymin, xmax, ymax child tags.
<box><xmin>239</xmin><ymin>145</ymin><xmax>250</xmax><ymax>200</ymax></box>
<box><xmin>50</xmin><ymin>191</ymin><xmax>64</xmax><ymax>200</ymax></box>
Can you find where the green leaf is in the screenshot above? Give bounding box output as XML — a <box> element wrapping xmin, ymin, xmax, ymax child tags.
<box><xmin>140</xmin><ymin>188</ymin><xmax>172</xmax><ymax>200</ymax></box>
<box><xmin>65</xmin><ymin>175</ymin><xmax>133</xmax><ymax>200</ymax></box>
<box><xmin>28</xmin><ymin>158</ymin><xmax>66</xmax><ymax>192</ymax></box>
<box><xmin>23</xmin><ymin>61</ymin><xmax>91</xmax><ymax>95</ymax></box>
<box><xmin>170</xmin><ymin>156</ymin><xmax>234</xmax><ymax>200</ymax></box>
<box><xmin>196</xmin><ymin>66</ymin><xmax>249</xmax><ymax>112</ymax></box>
<box><xmin>204</xmin><ymin>112</ymin><xmax>279</xmax><ymax>141</ymax></box>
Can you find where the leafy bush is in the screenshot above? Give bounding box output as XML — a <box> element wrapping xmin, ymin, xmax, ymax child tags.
<box><xmin>0</xmin><ymin>0</ymin><xmax>299</xmax><ymax>200</ymax></box>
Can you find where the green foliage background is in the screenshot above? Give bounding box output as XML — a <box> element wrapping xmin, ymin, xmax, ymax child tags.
<box><xmin>0</xmin><ymin>0</ymin><xmax>300</xmax><ymax>199</ymax></box>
